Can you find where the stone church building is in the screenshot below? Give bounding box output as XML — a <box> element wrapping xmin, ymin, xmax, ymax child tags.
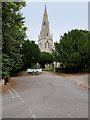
<box><xmin>38</xmin><ymin>5</ymin><xmax>53</xmax><ymax>53</ymax></box>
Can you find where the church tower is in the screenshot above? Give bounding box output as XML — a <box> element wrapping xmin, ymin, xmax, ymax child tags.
<box><xmin>38</xmin><ymin>5</ymin><xmax>53</xmax><ymax>53</ymax></box>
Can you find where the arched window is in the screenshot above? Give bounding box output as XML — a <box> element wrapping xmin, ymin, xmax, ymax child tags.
<box><xmin>45</xmin><ymin>43</ymin><xmax>46</xmax><ymax>48</ymax></box>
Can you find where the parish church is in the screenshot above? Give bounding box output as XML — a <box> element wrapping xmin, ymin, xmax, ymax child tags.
<box><xmin>38</xmin><ymin>5</ymin><xmax>53</xmax><ymax>53</ymax></box>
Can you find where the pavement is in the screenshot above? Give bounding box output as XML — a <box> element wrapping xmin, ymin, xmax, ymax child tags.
<box><xmin>2</xmin><ymin>71</ymin><xmax>88</xmax><ymax>118</ymax></box>
<box><xmin>55</xmin><ymin>72</ymin><xmax>88</xmax><ymax>90</ymax></box>
<box><xmin>65</xmin><ymin>74</ymin><xmax>88</xmax><ymax>89</ymax></box>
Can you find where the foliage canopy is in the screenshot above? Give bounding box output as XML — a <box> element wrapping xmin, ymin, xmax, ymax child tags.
<box><xmin>39</xmin><ymin>52</ymin><xmax>53</xmax><ymax>68</ymax></box>
<box><xmin>2</xmin><ymin>2</ymin><xmax>27</xmax><ymax>78</ymax></box>
<box><xmin>53</xmin><ymin>29</ymin><xmax>88</xmax><ymax>72</ymax></box>
<box><xmin>22</xmin><ymin>40</ymin><xmax>41</xmax><ymax>70</ymax></box>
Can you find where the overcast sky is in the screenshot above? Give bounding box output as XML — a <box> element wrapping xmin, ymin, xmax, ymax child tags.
<box><xmin>21</xmin><ymin>2</ymin><xmax>88</xmax><ymax>43</ymax></box>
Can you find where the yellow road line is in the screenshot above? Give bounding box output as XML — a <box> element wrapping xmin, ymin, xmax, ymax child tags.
<box><xmin>77</xmin><ymin>80</ymin><xmax>88</xmax><ymax>85</ymax></box>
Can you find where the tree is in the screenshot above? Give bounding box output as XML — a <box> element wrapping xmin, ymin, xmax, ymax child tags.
<box><xmin>53</xmin><ymin>29</ymin><xmax>88</xmax><ymax>72</ymax></box>
<box><xmin>22</xmin><ymin>40</ymin><xmax>40</xmax><ymax>70</ymax></box>
<box><xmin>39</xmin><ymin>52</ymin><xmax>53</xmax><ymax>68</ymax></box>
<box><xmin>2</xmin><ymin>2</ymin><xmax>27</xmax><ymax>78</ymax></box>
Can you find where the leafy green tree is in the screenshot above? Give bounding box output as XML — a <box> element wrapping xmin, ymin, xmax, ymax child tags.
<box><xmin>39</xmin><ymin>52</ymin><xmax>53</xmax><ymax>68</ymax></box>
<box><xmin>2</xmin><ymin>2</ymin><xmax>27</xmax><ymax>78</ymax></box>
<box><xmin>22</xmin><ymin>40</ymin><xmax>40</xmax><ymax>70</ymax></box>
<box><xmin>88</xmin><ymin>32</ymin><xmax>90</xmax><ymax>73</ymax></box>
<box><xmin>53</xmin><ymin>29</ymin><xmax>88</xmax><ymax>72</ymax></box>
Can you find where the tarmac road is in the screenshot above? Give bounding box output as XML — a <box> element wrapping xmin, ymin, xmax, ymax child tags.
<box><xmin>2</xmin><ymin>71</ymin><xmax>88</xmax><ymax>118</ymax></box>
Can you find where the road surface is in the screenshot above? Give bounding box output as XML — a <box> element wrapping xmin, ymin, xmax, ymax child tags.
<box><xmin>2</xmin><ymin>71</ymin><xmax>88</xmax><ymax>118</ymax></box>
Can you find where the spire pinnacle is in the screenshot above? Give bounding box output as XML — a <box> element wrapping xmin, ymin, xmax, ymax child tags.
<box><xmin>45</xmin><ymin>4</ymin><xmax>46</xmax><ymax>12</ymax></box>
<box><xmin>44</xmin><ymin>4</ymin><xmax>47</xmax><ymax>16</ymax></box>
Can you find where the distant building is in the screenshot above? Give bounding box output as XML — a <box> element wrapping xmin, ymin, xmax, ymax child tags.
<box><xmin>38</xmin><ymin>5</ymin><xmax>53</xmax><ymax>53</ymax></box>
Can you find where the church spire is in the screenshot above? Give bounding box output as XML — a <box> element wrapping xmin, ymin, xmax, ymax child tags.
<box><xmin>43</xmin><ymin>4</ymin><xmax>48</xmax><ymax>22</ymax></box>
<box><xmin>40</xmin><ymin>4</ymin><xmax>50</xmax><ymax>38</ymax></box>
<box><xmin>44</xmin><ymin>4</ymin><xmax>47</xmax><ymax>15</ymax></box>
<box><xmin>38</xmin><ymin>4</ymin><xmax>53</xmax><ymax>53</ymax></box>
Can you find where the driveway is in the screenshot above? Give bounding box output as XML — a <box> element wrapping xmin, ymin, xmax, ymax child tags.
<box><xmin>2</xmin><ymin>71</ymin><xmax>88</xmax><ymax>118</ymax></box>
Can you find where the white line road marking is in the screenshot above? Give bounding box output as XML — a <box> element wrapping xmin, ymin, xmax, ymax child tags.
<box><xmin>8</xmin><ymin>89</ymin><xmax>15</xmax><ymax>99</ymax></box>
<box><xmin>10</xmin><ymin>87</ymin><xmax>37</xmax><ymax>119</ymax></box>
<box><xmin>19</xmin><ymin>97</ymin><xmax>37</xmax><ymax>119</ymax></box>
<box><xmin>59</xmin><ymin>77</ymin><xmax>62</xmax><ymax>78</ymax></box>
<box><xmin>20</xmin><ymin>96</ymin><xmax>37</xmax><ymax>119</ymax></box>
<box><xmin>29</xmin><ymin>109</ymin><xmax>32</xmax><ymax>114</ymax></box>
<box><xmin>32</xmin><ymin>114</ymin><xmax>37</xmax><ymax>119</ymax></box>
<box><xmin>56</xmin><ymin>76</ymin><xmax>62</xmax><ymax>78</ymax></box>
<box><xmin>11</xmin><ymin>88</ymin><xmax>20</xmax><ymax>98</ymax></box>
<box><xmin>20</xmin><ymin>97</ymin><xmax>25</xmax><ymax>103</ymax></box>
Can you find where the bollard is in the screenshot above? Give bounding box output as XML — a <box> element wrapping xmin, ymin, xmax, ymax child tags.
<box><xmin>33</xmin><ymin>71</ymin><xmax>34</xmax><ymax>75</ymax></box>
<box><xmin>36</xmin><ymin>71</ymin><xmax>39</xmax><ymax>75</ymax></box>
